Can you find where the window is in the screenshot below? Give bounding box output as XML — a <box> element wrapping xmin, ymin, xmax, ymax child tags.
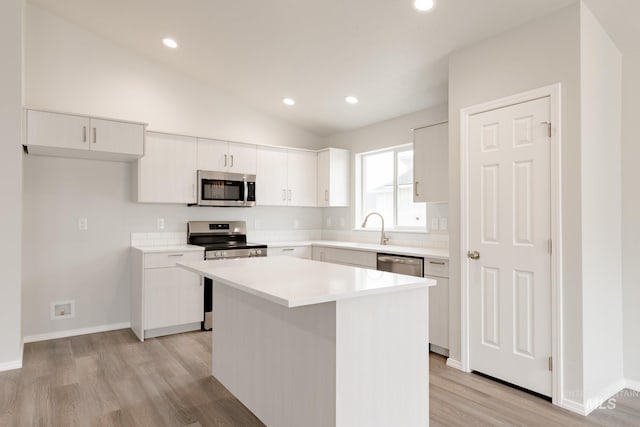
<box><xmin>356</xmin><ymin>144</ymin><xmax>426</xmax><ymax>231</ymax></box>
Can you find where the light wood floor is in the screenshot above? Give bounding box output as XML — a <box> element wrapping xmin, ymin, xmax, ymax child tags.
<box><xmin>0</xmin><ymin>329</ymin><xmax>637</xmax><ymax>426</ymax></box>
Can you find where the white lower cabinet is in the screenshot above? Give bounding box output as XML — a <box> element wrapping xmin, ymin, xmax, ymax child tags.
<box><xmin>131</xmin><ymin>249</ymin><xmax>204</xmax><ymax>341</ymax></box>
<box><xmin>269</xmin><ymin>246</ymin><xmax>310</xmax><ymax>259</ymax></box>
<box><xmin>311</xmin><ymin>246</ymin><xmax>377</xmax><ymax>269</ymax></box>
<box><xmin>425</xmin><ymin>258</ymin><xmax>450</xmax><ymax>355</ymax></box>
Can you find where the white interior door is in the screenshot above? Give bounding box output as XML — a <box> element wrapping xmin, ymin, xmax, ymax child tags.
<box><xmin>468</xmin><ymin>96</ymin><xmax>552</xmax><ymax>396</ymax></box>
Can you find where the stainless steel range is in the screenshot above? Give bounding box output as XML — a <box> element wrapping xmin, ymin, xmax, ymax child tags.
<box><xmin>187</xmin><ymin>221</ymin><xmax>268</xmax><ymax>330</ymax></box>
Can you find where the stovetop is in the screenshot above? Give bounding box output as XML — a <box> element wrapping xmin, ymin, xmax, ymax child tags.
<box><xmin>198</xmin><ymin>242</ymin><xmax>268</xmax><ymax>251</ymax></box>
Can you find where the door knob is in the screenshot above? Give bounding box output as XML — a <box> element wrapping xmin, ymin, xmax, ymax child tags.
<box><xmin>467</xmin><ymin>250</ymin><xmax>480</xmax><ymax>260</ymax></box>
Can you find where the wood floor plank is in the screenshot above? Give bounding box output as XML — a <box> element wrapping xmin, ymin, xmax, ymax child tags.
<box><xmin>0</xmin><ymin>330</ymin><xmax>637</xmax><ymax>426</ymax></box>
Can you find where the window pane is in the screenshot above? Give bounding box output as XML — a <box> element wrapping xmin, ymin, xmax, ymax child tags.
<box><xmin>397</xmin><ymin>150</ymin><xmax>426</xmax><ymax>228</ymax></box>
<box><xmin>363</xmin><ymin>151</ymin><xmax>394</xmax><ymax>227</ymax></box>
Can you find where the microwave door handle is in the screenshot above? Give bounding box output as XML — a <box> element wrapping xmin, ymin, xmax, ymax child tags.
<box><xmin>244</xmin><ymin>178</ymin><xmax>248</xmax><ymax>206</ymax></box>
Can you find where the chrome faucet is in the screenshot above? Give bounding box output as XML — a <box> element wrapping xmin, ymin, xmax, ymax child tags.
<box><xmin>361</xmin><ymin>212</ymin><xmax>389</xmax><ymax>245</ymax></box>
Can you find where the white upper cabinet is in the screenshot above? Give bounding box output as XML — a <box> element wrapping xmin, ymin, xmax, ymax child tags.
<box><xmin>287</xmin><ymin>149</ymin><xmax>317</xmax><ymax>207</ymax></box>
<box><xmin>413</xmin><ymin>122</ymin><xmax>448</xmax><ymax>203</ymax></box>
<box><xmin>137</xmin><ymin>132</ymin><xmax>197</xmax><ymax>204</ymax></box>
<box><xmin>256</xmin><ymin>147</ymin><xmax>289</xmax><ymax>206</ymax></box>
<box><xmin>197</xmin><ymin>138</ymin><xmax>256</xmax><ymax>175</ymax></box>
<box><xmin>256</xmin><ymin>146</ymin><xmax>317</xmax><ymax>207</ymax></box>
<box><xmin>317</xmin><ymin>148</ymin><xmax>350</xmax><ymax>207</ymax></box>
<box><xmin>26</xmin><ymin>109</ymin><xmax>145</xmax><ymax>161</ymax></box>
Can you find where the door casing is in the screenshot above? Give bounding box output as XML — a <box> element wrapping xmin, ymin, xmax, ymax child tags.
<box><xmin>459</xmin><ymin>83</ymin><xmax>563</xmax><ymax>406</ymax></box>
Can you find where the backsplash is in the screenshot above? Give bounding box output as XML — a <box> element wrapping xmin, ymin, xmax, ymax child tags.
<box><xmin>131</xmin><ymin>232</ymin><xmax>187</xmax><ymax>247</ymax></box>
<box><xmin>321</xmin><ymin>229</ymin><xmax>449</xmax><ymax>249</ymax></box>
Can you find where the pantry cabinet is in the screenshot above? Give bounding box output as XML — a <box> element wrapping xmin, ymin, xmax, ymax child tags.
<box><xmin>413</xmin><ymin>122</ymin><xmax>448</xmax><ymax>203</ymax></box>
<box><xmin>256</xmin><ymin>146</ymin><xmax>317</xmax><ymax>207</ymax></box>
<box><xmin>317</xmin><ymin>148</ymin><xmax>350</xmax><ymax>207</ymax></box>
<box><xmin>137</xmin><ymin>132</ymin><xmax>197</xmax><ymax>204</ymax></box>
<box><xmin>26</xmin><ymin>109</ymin><xmax>145</xmax><ymax>161</ymax></box>
<box><xmin>197</xmin><ymin>138</ymin><xmax>257</xmax><ymax>175</ymax></box>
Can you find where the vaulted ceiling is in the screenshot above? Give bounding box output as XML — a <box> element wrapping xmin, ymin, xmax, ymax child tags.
<box><xmin>28</xmin><ymin>0</ymin><xmax>600</xmax><ymax>136</ymax></box>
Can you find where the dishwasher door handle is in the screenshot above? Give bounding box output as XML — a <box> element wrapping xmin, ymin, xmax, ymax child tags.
<box><xmin>377</xmin><ymin>256</ymin><xmax>421</xmax><ymax>265</ymax></box>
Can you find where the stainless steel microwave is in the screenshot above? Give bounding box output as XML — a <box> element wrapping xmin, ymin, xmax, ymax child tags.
<box><xmin>197</xmin><ymin>170</ymin><xmax>256</xmax><ymax>207</ymax></box>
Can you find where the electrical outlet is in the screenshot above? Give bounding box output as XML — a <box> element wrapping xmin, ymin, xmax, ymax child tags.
<box><xmin>439</xmin><ymin>218</ymin><xmax>448</xmax><ymax>231</ymax></box>
<box><xmin>78</xmin><ymin>218</ymin><xmax>88</xmax><ymax>231</ymax></box>
<box><xmin>431</xmin><ymin>218</ymin><xmax>439</xmax><ymax>231</ymax></box>
<box><xmin>157</xmin><ymin>218</ymin><xmax>165</xmax><ymax>230</ymax></box>
<box><xmin>51</xmin><ymin>300</ymin><xmax>75</xmax><ymax>320</ymax></box>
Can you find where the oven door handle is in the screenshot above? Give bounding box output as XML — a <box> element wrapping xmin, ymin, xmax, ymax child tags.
<box><xmin>243</xmin><ymin>177</ymin><xmax>248</xmax><ymax>206</ymax></box>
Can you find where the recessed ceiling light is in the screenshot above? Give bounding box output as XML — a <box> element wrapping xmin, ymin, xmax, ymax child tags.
<box><xmin>162</xmin><ymin>38</ymin><xmax>178</xmax><ymax>49</ymax></box>
<box><xmin>345</xmin><ymin>96</ymin><xmax>359</xmax><ymax>104</ymax></box>
<box><xmin>283</xmin><ymin>98</ymin><xmax>296</xmax><ymax>106</ymax></box>
<box><xmin>413</xmin><ymin>0</ymin><xmax>435</xmax><ymax>12</ymax></box>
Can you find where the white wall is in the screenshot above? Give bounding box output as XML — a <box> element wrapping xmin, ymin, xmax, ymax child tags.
<box><xmin>0</xmin><ymin>0</ymin><xmax>24</xmax><ymax>368</ymax></box>
<box><xmin>579</xmin><ymin>4</ymin><xmax>624</xmax><ymax>404</ymax></box>
<box><xmin>22</xmin><ymin>5</ymin><xmax>324</xmax><ymax>338</ymax></box>
<box><xmin>322</xmin><ymin>104</ymin><xmax>449</xmax><ymax>248</ymax></box>
<box><xmin>448</xmin><ymin>3</ymin><xmax>585</xmax><ymax>403</ymax></box>
<box><xmin>622</xmin><ymin>52</ymin><xmax>640</xmax><ymax>385</ymax></box>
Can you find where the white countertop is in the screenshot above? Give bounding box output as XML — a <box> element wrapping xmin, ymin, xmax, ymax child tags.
<box><xmin>267</xmin><ymin>240</ymin><xmax>449</xmax><ymax>260</ymax></box>
<box><xmin>130</xmin><ymin>244</ymin><xmax>204</xmax><ymax>254</ymax></box>
<box><xmin>178</xmin><ymin>257</ymin><xmax>435</xmax><ymax>308</ymax></box>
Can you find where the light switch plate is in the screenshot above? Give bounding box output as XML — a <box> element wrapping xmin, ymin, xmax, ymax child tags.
<box><xmin>78</xmin><ymin>218</ymin><xmax>88</xmax><ymax>231</ymax></box>
<box><xmin>439</xmin><ymin>218</ymin><xmax>448</xmax><ymax>231</ymax></box>
<box><xmin>431</xmin><ymin>218</ymin><xmax>439</xmax><ymax>231</ymax></box>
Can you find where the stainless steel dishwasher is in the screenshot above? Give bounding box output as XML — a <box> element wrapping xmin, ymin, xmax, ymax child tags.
<box><xmin>376</xmin><ymin>253</ymin><xmax>424</xmax><ymax>277</ymax></box>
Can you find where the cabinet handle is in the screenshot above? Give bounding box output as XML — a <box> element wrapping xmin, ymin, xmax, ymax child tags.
<box><xmin>168</xmin><ymin>254</ymin><xmax>184</xmax><ymax>257</ymax></box>
<box><xmin>93</xmin><ymin>127</ymin><xmax>97</xmax><ymax>144</ymax></box>
<box><xmin>282</xmin><ymin>248</ymin><xmax>295</xmax><ymax>252</ymax></box>
<box><xmin>230</xmin><ymin>155</ymin><xmax>234</xmax><ymax>168</ymax></box>
<box><xmin>224</xmin><ymin>154</ymin><xmax>228</xmax><ymax>167</ymax></box>
<box><xmin>429</xmin><ymin>261</ymin><xmax>446</xmax><ymax>265</ymax></box>
<box><xmin>288</xmin><ymin>189</ymin><xmax>292</xmax><ymax>201</ymax></box>
<box><xmin>415</xmin><ymin>181</ymin><xmax>419</xmax><ymax>197</ymax></box>
<box><xmin>82</xmin><ymin>126</ymin><xmax>87</xmax><ymax>143</ymax></box>
<box><xmin>325</xmin><ymin>190</ymin><xmax>329</xmax><ymax>202</ymax></box>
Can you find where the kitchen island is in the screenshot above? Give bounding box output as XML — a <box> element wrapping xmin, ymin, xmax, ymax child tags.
<box><xmin>178</xmin><ymin>256</ymin><xmax>435</xmax><ymax>427</ymax></box>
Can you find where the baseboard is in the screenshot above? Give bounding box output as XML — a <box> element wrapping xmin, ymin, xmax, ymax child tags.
<box><xmin>446</xmin><ymin>358</ymin><xmax>464</xmax><ymax>371</ymax></box>
<box><xmin>23</xmin><ymin>322</ymin><xmax>131</xmax><ymax>343</ymax></box>
<box><xmin>580</xmin><ymin>379</ymin><xmax>627</xmax><ymax>415</ymax></box>
<box><xmin>0</xmin><ymin>339</ymin><xmax>24</xmax><ymax>372</ymax></box>
<box><xmin>625</xmin><ymin>378</ymin><xmax>640</xmax><ymax>392</ymax></box>
<box><xmin>144</xmin><ymin>322</ymin><xmax>201</xmax><ymax>339</ymax></box>
<box><xmin>560</xmin><ymin>398</ymin><xmax>587</xmax><ymax>416</ymax></box>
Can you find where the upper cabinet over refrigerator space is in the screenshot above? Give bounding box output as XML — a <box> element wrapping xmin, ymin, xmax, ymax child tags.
<box><xmin>413</xmin><ymin>122</ymin><xmax>448</xmax><ymax>203</ymax></box>
<box><xmin>25</xmin><ymin>109</ymin><xmax>145</xmax><ymax>162</ymax></box>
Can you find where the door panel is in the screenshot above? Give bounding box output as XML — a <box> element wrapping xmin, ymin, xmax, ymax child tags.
<box><xmin>468</xmin><ymin>96</ymin><xmax>551</xmax><ymax>397</ymax></box>
<box><xmin>90</xmin><ymin>118</ymin><xmax>144</xmax><ymax>155</ymax></box>
<box><xmin>228</xmin><ymin>142</ymin><xmax>257</xmax><ymax>175</ymax></box>
<box><xmin>27</xmin><ymin>110</ymin><xmax>90</xmax><ymax>150</ymax></box>
<box><xmin>197</xmin><ymin>138</ymin><xmax>228</xmax><ymax>172</ymax></box>
<box><xmin>256</xmin><ymin>147</ymin><xmax>288</xmax><ymax>206</ymax></box>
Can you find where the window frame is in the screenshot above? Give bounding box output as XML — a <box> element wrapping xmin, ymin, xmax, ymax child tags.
<box><xmin>355</xmin><ymin>143</ymin><xmax>427</xmax><ymax>233</ymax></box>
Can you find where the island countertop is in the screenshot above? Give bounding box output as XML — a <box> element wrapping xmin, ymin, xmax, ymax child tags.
<box><xmin>178</xmin><ymin>256</ymin><xmax>435</xmax><ymax>308</ymax></box>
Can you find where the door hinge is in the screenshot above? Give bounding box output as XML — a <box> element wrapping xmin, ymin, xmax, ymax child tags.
<box><xmin>541</xmin><ymin>121</ymin><xmax>552</xmax><ymax>138</ymax></box>
<box><xmin>548</xmin><ymin>238</ymin><xmax>552</xmax><ymax>254</ymax></box>
<box><xmin>549</xmin><ymin>356</ymin><xmax>553</xmax><ymax>371</ymax></box>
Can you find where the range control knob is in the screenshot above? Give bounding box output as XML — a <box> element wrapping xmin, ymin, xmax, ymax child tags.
<box><xmin>249</xmin><ymin>249</ymin><xmax>256</xmax><ymax>256</ymax></box>
<box><xmin>256</xmin><ymin>249</ymin><xmax>262</xmax><ymax>255</ymax></box>
<box><xmin>222</xmin><ymin>251</ymin><xmax>228</xmax><ymax>257</ymax></box>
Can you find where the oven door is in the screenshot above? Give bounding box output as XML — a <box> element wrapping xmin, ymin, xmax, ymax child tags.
<box><xmin>197</xmin><ymin>170</ymin><xmax>256</xmax><ymax>207</ymax></box>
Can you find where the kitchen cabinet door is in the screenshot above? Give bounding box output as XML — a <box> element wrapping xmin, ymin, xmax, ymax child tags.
<box><xmin>413</xmin><ymin>122</ymin><xmax>448</xmax><ymax>203</ymax></box>
<box><xmin>138</xmin><ymin>132</ymin><xmax>197</xmax><ymax>204</ymax></box>
<box><xmin>428</xmin><ymin>276</ymin><xmax>449</xmax><ymax>351</ymax></box>
<box><xmin>269</xmin><ymin>246</ymin><xmax>310</xmax><ymax>259</ymax></box>
<box><xmin>287</xmin><ymin>149</ymin><xmax>317</xmax><ymax>207</ymax></box>
<box><xmin>90</xmin><ymin>118</ymin><xmax>144</xmax><ymax>156</ymax></box>
<box><xmin>256</xmin><ymin>146</ymin><xmax>288</xmax><ymax>206</ymax></box>
<box><xmin>311</xmin><ymin>246</ymin><xmax>376</xmax><ymax>269</ymax></box>
<box><xmin>144</xmin><ymin>267</ymin><xmax>203</xmax><ymax>330</ymax></box>
<box><xmin>228</xmin><ymin>142</ymin><xmax>257</xmax><ymax>175</ymax></box>
<box><xmin>317</xmin><ymin>148</ymin><xmax>350</xmax><ymax>207</ymax></box>
<box><xmin>197</xmin><ymin>138</ymin><xmax>228</xmax><ymax>172</ymax></box>
<box><xmin>27</xmin><ymin>109</ymin><xmax>90</xmax><ymax>151</ymax></box>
